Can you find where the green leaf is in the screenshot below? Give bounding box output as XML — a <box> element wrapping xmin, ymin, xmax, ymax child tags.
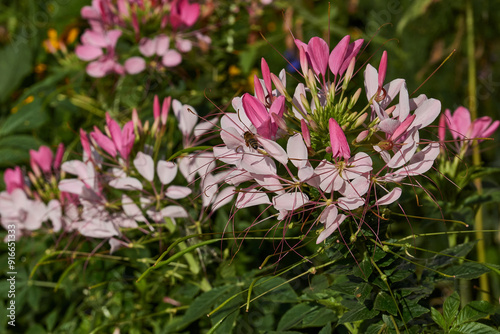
<box><xmin>338</xmin><ymin>302</ymin><xmax>379</xmax><ymax>324</ymax></box>
<box><xmin>277</xmin><ymin>303</ymin><xmax>316</xmax><ymax>330</ymax></box>
<box><xmin>455</xmin><ymin>300</ymin><xmax>495</xmax><ymax>325</ymax></box>
<box><xmin>396</xmin><ymin>0</ymin><xmax>434</xmax><ymax>34</ymax></box>
<box><xmin>318</xmin><ymin>322</ymin><xmax>332</xmax><ymax>334</ymax></box>
<box><xmin>450</xmin><ymin>322</ymin><xmax>500</xmax><ymax>334</ymax></box>
<box><xmin>443</xmin><ymin>292</ymin><xmax>460</xmax><ymax>327</ymax></box>
<box><xmin>374</xmin><ymin>292</ymin><xmax>398</xmax><ymax>316</ymax></box>
<box><xmin>0</xmin><ymin>99</ymin><xmax>47</xmax><ymax>136</ymax></box>
<box><xmin>252</xmin><ymin>277</ymin><xmax>298</xmax><ymax>303</ymax></box>
<box><xmin>430</xmin><ymin>242</ymin><xmax>477</xmax><ymax>268</ymax></box>
<box><xmin>442</xmin><ymin>262</ymin><xmax>491</xmax><ymax>279</ymax></box>
<box><xmin>463</xmin><ymin>189</ymin><xmax>500</xmax><ymax>206</ymax></box>
<box><xmin>431</xmin><ymin>307</ymin><xmax>446</xmax><ymax>329</ymax></box>
<box><xmin>0</xmin><ymin>43</ymin><xmax>32</xmax><ymax>103</ymax></box>
<box><xmin>330</xmin><ymin>282</ymin><xmax>372</xmax><ymax>301</ymax></box>
<box><xmin>0</xmin><ymin>148</ymin><xmax>30</xmax><ymax>167</ymax></box>
<box><xmin>45</xmin><ymin>310</ymin><xmax>58</xmax><ymax>332</ymax></box>
<box><xmin>182</xmin><ymin>285</ymin><xmax>233</xmax><ymax>325</ymax></box>
<box><xmin>352</xmin><ymin>255</ymin><xmax>373</xmax><ymax>281</ymax></box>
<box><xmin>400</xmin><ymin>300</ymin><xmax>429</xmax><ymax>323</ymax></box>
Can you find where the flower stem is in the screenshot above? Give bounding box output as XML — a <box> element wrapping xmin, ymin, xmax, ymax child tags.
<box><xmin>466</xmin><ymin>0</ymin><xmax>490</xmax><ymax>302</ymax></box>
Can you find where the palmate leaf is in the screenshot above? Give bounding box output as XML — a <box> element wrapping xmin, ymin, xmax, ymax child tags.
<box><xmin>442</xmin><ymin>262</ymin><xmax>491</xmax><ymax>279</ymax></box>
<box><xmin>428</xmin><ymin>241</ymin><xmax>478</xmax><ymax>269</ymax></box>
<box><xmin>443</xmin><ymin>292</ymin><xmax>460</xmax><ymax>328</ymax></box>
<box><xmin>338</xmin><ymin>302</ymin><xmax>379</xmax><ymax>324</ymax></box>
<box><xmin>450</xmin><ymin>322</ymin><xmax>500</xmax><ymax>334</ymax></box>
<box><xmin>431</xmin><ymin>307</ymin><xmax>446</xmax><ymax>330</ymax></box>
<box><xmin>374</xmin><ymin>292</ymin><xmax>398</xmax><ymax>316</ymax></box>
<box><xmin>277</xmin><ymin>303</ymin><xmax>318</xmax><ymax>331</ymax></box>
<box><xmin>455</xmin><ymin>300</ymin><xmax>495</xmax><ymax>325</ymax></box>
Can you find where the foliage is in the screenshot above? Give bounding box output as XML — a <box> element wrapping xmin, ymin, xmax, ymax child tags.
<box><xmin>0</xmin><ymin>1</ymin><xmax>500</xmax><ymax>333</ymax></box>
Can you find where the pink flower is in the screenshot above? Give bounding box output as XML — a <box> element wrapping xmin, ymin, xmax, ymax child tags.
<box><xmin>30</xmin><ymin>146</ymin><xmax>53</xmax><ymax>174</ymax></box>
<box><xmin>169</xmin><ymin>0</ymin><xmax>200</xmax><ymax>29</ymax></box>
<box><xmin>139</xmin><ymin>35</ymin><xmax>182</xmax><ymax>67</ymax></box>
<box><xmin>76</xmin><ymin>29</ymin><xmax>125</xmax><ymax>78</ymax></box>
<box><xmin>241</xmin><ymin>93</ymin><xmax>285</xmax><ymax>140</ymax></box>
<box><xmin>90</xmin><ymin>113</ymin><xmax>135</xmax><ymax>160</ymax></box>
<box><xmin>329</xmin><ymin>118</ymin><xmax>351</xmax><ymax>160</ymax></box>
<box><xmin>0</xmin><ymin>189</ymin><xmax>47</xmax><ymax>239</ymax></box>
<box><xmin>444</xmin><ymin>106</ymin><xmax>499</xmax><ymax>146</ymax></box>
<box><xmin>4</xmin><ymin>166</ymin><xmax>24</xmax><ymax>194</ymax></box>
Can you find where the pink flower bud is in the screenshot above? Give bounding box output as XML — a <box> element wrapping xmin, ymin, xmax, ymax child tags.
<box><xmin>4</xmin><ymin>166</ymin><xmax>24</xmax><ymax>194</ymax></box>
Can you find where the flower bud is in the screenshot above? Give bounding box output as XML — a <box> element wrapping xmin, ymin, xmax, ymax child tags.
<box><xmin>348</xmin><ymin>88</ymin><xmax>362</xmax><ymax>109</ymax></box>
<box><xmin>355</xmin><ymin>129</ymin><xmax>369</xmax><ymax>143</ymax></box>
<box><xmin>271</xmin><ymin>73</ymin><xmax>289</xmax><ymax>99</ymax></box>
<box><xmin>354</xmin><ymin>112</ymin><xmax>368</xmax><ymax>128</ymax></box>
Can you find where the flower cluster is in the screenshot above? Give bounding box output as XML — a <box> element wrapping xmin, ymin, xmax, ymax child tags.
<box><xmin>76</xmin><ymin>0</ymin><xmax>210</xmax><ymax>77</ymax></box>
<box><xmin>0</xmin><ymin>97</ymin><xmax>231</xmax><ymax>251</ymax></box>
<box><xmin>212</xmin><ymin>36</ymin><xmax>448</xmax><ymax>246</ymax></box>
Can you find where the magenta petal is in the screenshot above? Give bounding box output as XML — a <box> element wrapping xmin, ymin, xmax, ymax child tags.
<box><xmin>157</xmin><ymin>160</ymin><xmax>178</xmax><ymax>185</ymax></box>
<box><xmin>4</xmin><ymin>166</ymin><xmax>24</xmax><ymax>194</ymax></box>
<box><xmin>106</xmin><ymin>29</ymin><xmax>122</xmax><ymax>48</ymax></box>
<box><xmin>269</xmin><ymin>95</ymin><xmax>286</xmax><ymax>119</ymax></box>
<box><xmin>156</xmin><ymin>35</ymin><xmax>170</xmax><ymax>55</ymax></box>
<box><xmin>91</xmin><ymin>127</ymin><xmax>117</xmax><ymax>157</ymax></box>
<box><xmin>86</xmin><ymin>61</ymin><xmax>108</xmax><ymax>78</ymax></box>
<box><xmin>139</xmin><ymin>37</ymin><xmax>156</xmax><ymax>57</ymax></box>
<box><xmin>58</xmin><ymin>179</ymin><xmax>85</xmax><ymax>195</ymax></box>
<box><xmin>161</xmin><ymin>205</ymin><xmax>188</xmax><ymax>218</ymax></box>
<box><xmin>317</xmin><ymin>212</ymin><xmax>347</xmax><ymax>244</ymax></box>
<box><xmin>165</xmin><ymin>185</ymin><xmax>192</xmax><ymax>199</ymax></box>
<box><xmin>212</xmin><ymin>186</ymin><xmax>235</xmax><ymax>211</ymax></box>
<box><xmin>307</xmin><ymin>37</ymin><xmax>329</xmax><ymax>77</ymax></box>
<box><xmin>81</xmin><ymin>30</ymin><xmax>108</xmax><ymax>48</ymax></box>
<box><xmin>364</xmin><ymin>64</ymin><xmax>379</xmax><ymax>102</ymax></box>
<box><xmin>377</xmin><ymin>188</ymin><xmax>402</xmax><ymax>206</ymax></box>
<box><xmin>133</xmin><ymin>152</ymin><xmax>155</xmax><ymax>182</ymax></box>
<box><xmin>124</xmin><ymin>57</ymin><xmax>146</xmax><ymax>74</ymax></box>
<box><xmin>261</xmin><ymin>58</ymin><xmax>273</xmax><ymax>95</ymax></box>
<box><xmin>412</xmin><ymin>98</ymin><xmax>441</xmax><ymax>129</ymax></box>
<box><xmin>481</xmin><ymin>119</ymin><xmax>500</xmax><ymax>139</ymax></box>
<box><xmin>122</xmin><ymin>195</ymin><xmax>147</xmax><ymax>222</ymax></box>
<box><xmin>259</xmin><ymin>137</ymin><xmax>288</xmax><ymax>166</ymax></box>
<box><xmin>53</xmin><ymin>143</ymin><xmax>65</xmax><ymax>170</ymax></box>
<box><xmin>287</xmin><ymin>134</ymin><xmax>308</xmax><ymax>169</ymax></box>
<box><xmin>272</xmin><ymin>192</ymin><xmax>309</xmax><ymax>211</ymax></box>
<box><xmin>241</xmin><ymin>154</ymin><xmax>277</xmax><ymax>175</ymax></box>
<box><xmin>329</xmin><ymin>118</ymin><xmax>351</xmax><ymax>160</ymax></box>
<box><xmin>182</xmin><ymin>2</ymin><xmax>200</xmax><ymax>27</ymax></box>
<box><xmin>339</xmin><ymin>39</ymin><xmax>364</xmax><ymax>76</ymax></box>
<box><xmin>153</xmin><ymin>95</ymin><xmax>161</xmax><ymax>120</ymax></box>
<box><xmin>75</xmin><ymin>45</ymin><xmax>103</xmax><ymax>61</ymax></box>
<box><xmin>120</xmin><ymin>121</ymin><xmax>135</xmax><ymax>160</ymax></box>
<box><xmin>109</xmin><ymin>177</ymin><xmax>143</xmax><ymax>190</ymax></box>
<box><xmin>235</xmin><ymin>190</ymin><xmax>270</xmax><ymax>209</ymax></box>
<box><xmin>328</xmin><ymin>35</ymin><xmax>350</xmax><ymax>76</ymax></box>
<box><xmin>337</xmin><ymin>196</ymin><xmax>365</xmax><ymax>211</ymax></box>
<box><xmin>451</xmin><ymin>106</ymin><xmax>472</xmax><ymax>138</ymax></box>
<box><xmin>242</xmin><ymin>93</ymin><xmax>268</xmax><ymax>128</ymax></box>
<box><xmin>162</xmin><ymin>50</ymin><xmax>182</xmax><ymax>67</ymax></box>
<box><xmin>254</xmin><ymin>76</ymin><xmax>266</xmax><ymax>104</ymax></box>
<box><xmin>378</xmin><ymin>51</ymin><xmax>387</xmax><ymax>88</ymax></box>
<box><xmin>176</xmin><ymin>38</ymin><xmax>192</xmax><ymax>52</ymax></box>
<box><xmin>30</xmin><ymin>146</ymin><xmax>53</xmax><ymax>173</ymax></box>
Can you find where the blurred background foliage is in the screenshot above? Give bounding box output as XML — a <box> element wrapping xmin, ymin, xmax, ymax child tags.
<box><xmin>0</xmin><ymin>0</ymin><xmax>500</xmax><ymax>332</ymax></box>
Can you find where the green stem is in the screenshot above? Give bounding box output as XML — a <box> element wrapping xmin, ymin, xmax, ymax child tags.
<box><xmin>466</xmin><ymin>0</ymin><xmax>489</xmax><ymax>302</ymax></box>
